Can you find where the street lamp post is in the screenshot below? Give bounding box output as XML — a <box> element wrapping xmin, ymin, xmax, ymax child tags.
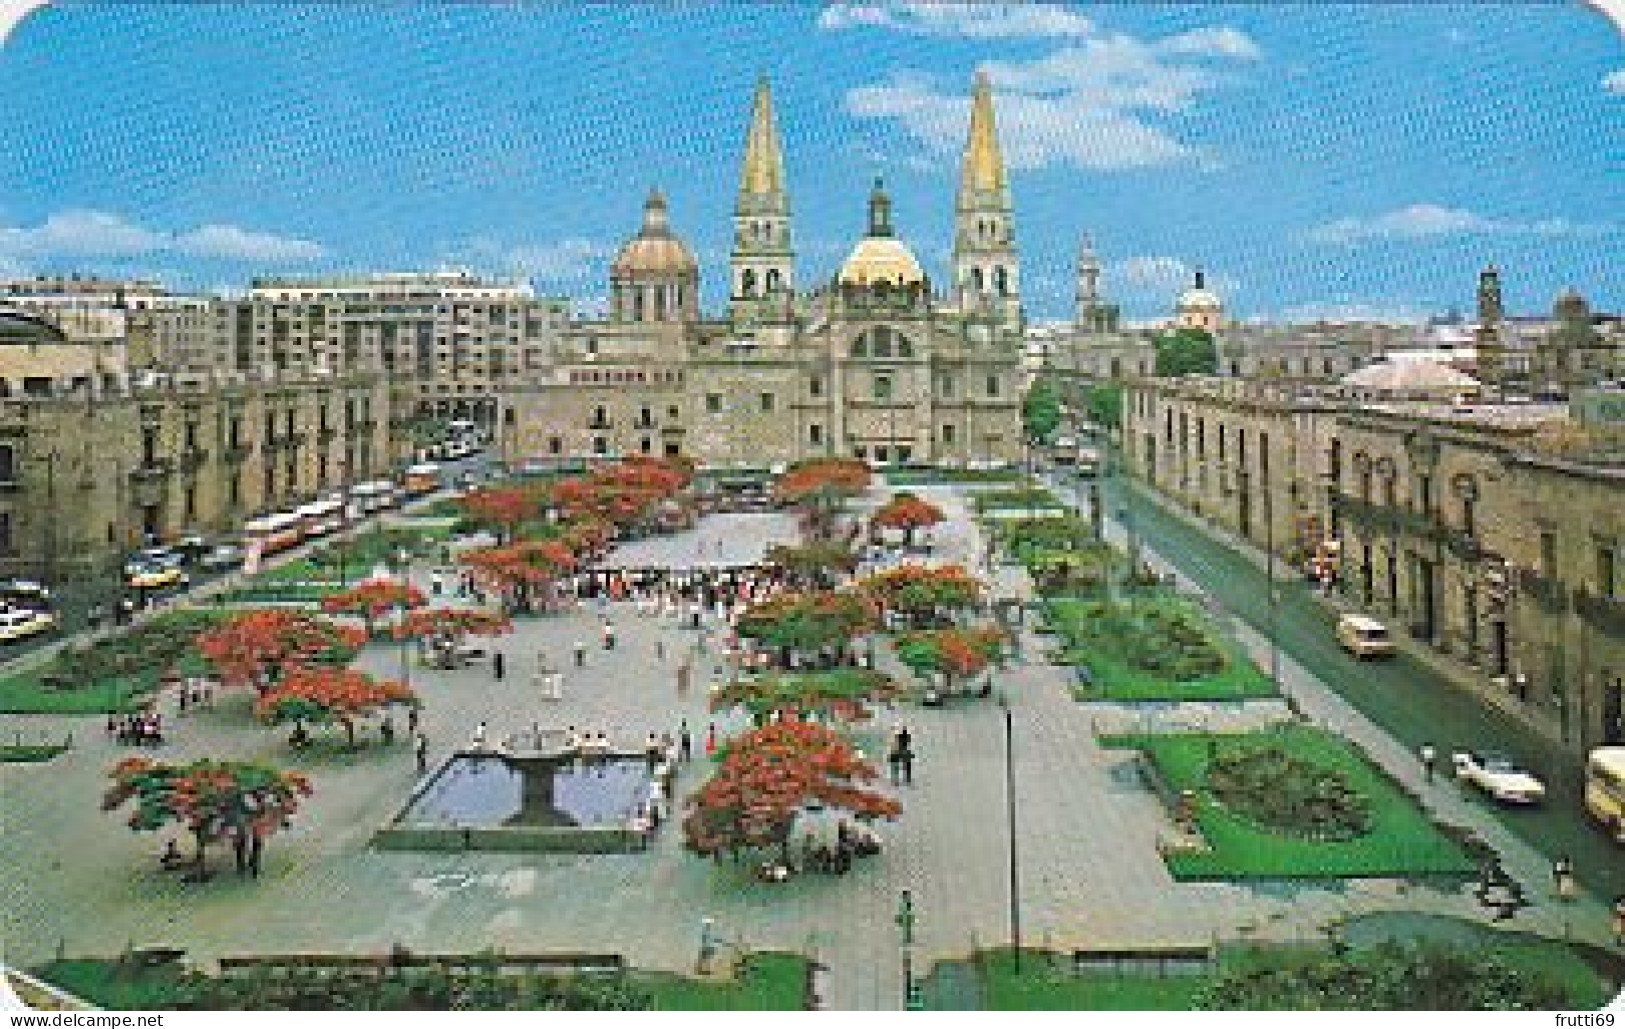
<box><xmin>998</xmin><ymin>689</ymin><xmax>1022</xmax><ymax>975</ymax></box>
<box><xmin>1265</xmin><ymin>479</ymin><xmax>1281</xmax><ymax>692</ymax></box>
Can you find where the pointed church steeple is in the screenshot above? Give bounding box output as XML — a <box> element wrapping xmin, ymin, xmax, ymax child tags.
<box><xmin>731</xmin><ymin>75</ymin><xmax>795</xmax><ymax>318</ymax></box>
<box><xmin>952</xmin><ymin>70</ymin><xmax>1020</xmax><ymax>327</ymax></box>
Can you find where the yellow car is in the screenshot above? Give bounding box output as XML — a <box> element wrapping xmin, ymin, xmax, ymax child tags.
<box><xmin>126</xmin><ymin>564</ymin><xmax>188</xmax><ymax>590</ymax></box>
<box><xmin>0</xmin><ymin>607</ymin><xmax>54</xmax><ymax>643</ymax></box>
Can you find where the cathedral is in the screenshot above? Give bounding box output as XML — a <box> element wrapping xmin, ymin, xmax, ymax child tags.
<box><xmin>502</xmin><ymin>73</ymin><xmax>1026</xmax><ymax>471</ymax></box>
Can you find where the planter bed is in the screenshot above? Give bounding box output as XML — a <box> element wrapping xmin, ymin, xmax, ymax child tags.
<box><xmin>1100</xmin><ymin>725</ymin><xmax>1476</xmax><ymax>879</ymax></box>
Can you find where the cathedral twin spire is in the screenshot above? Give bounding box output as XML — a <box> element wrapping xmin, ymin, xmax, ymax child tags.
<box><xmin>728</xmin><ymin>70</ymin><xmax>1020</xmax><ymax>325</ymax></box>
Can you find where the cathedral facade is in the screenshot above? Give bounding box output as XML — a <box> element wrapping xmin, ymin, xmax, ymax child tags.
<box><xmin>501</xmin><ymin>74</ymin><xmax>1026</xmax><ymax>470</ymax></box>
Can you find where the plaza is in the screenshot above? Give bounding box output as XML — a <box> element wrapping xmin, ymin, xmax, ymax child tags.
<box><xmin>2</xmin><ymin>473</ymin><xmax>1619</xmax><ymax>1011</ymax></box>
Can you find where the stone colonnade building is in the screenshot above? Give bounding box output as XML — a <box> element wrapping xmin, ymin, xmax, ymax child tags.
<box><xmin>1123</xmin><ymin>376</ymin><xmax>1625</xmax><ymax>759</ymax></box>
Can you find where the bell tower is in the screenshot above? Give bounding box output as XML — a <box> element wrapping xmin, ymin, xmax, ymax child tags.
<box><xmin>730</xmin><ymin>75</ymin><xmax>794</xmax><ymax>321</ymax></box>
<box><xmin>952</xmin><ymin>70</ymin><xmax>1020</xmax><ymax>328</ymax></box>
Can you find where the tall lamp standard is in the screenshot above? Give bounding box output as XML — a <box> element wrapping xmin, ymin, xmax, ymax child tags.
<box><xmin>1264</xmin><ymin>477</ymin><xmax>1281</xmax><ymax>693</ymax></box>
<box><xmin>997</xmin><ymin>685</ymin><xmax>1022</xmax><ymax>975</ymax></box>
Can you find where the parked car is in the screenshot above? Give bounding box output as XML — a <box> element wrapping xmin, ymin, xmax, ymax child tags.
<box><xmin>1452</xmin><ymin>750</ymin><xmax>1546</xmax><ymax>804</ymax></box>
<box><xmin>0</xmin><ymin>579</ymin><xmax>52</xmax><ymax>611</ymax></box>
<box><xmin>126</xmin><ymin>563</ymin><xmax>189</xmax><ymax>590</ymax></box>
<box><xmin>197</xmin><ymin>543</ymin><xmax>246</xmax><ymax>571</ymax></box>
<box><xmin>1336</xmin><ymin>614</ymin><xmax>1396</xmax><ymax>658</ymax></box>
<box><xmin>0</xmin><ymin>605</ymin><xmax>55</xmax><ymax>643</ymax></box>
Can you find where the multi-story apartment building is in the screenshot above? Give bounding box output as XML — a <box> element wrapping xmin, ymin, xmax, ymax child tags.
<box><xmin>1124</xmin><ymin>375</ymin><xmax>1625</xmax><ymax>758</ymax></box>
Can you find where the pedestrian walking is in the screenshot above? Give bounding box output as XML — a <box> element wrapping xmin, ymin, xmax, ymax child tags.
<box><xmin>1419</xmin><ymin>742</ymin><xmax>1437</xmax><ymax>783</ymax></box>
<box><xmin>407</xmin><ymin>706</ymin><xmax>420</xmax><ymax>734</ymax></box>
<box><xmin>1553</xmin><ymin>854</ymin><xmax>1577</xmax><ymax>902</ymax></box>
<box><xmin>415</xmin><ymin>732</ymin><xmax>429</xmax><ymax>773</ymax></box>
<box><xmin>380</xmin><ymin>714</ymin><xmax>396</xmax><ymax>747</ymax></box>
<box><xmin>602</xmin><ymin>620</ymin><xmax>616</xmax><ymax>651</ymax></box>
<box><xmin>492</xmin><ymin>651</ymin><xmax>505</xmax><ymax>680</ymax></box>
<box><xmin>704</xmin><ymin>722</ymin><xmax>717</xmax><ymax>758</ymax></box>
<box><xmin>472</xmin><ymin>720</ymin><xmax>488</xmax><ymax>751</ymax></box>
<box><xmin>899</xmin><ymin>747</ymin><xmax>915</xmax><ymax>786</ymax></box>
<box><xmin>574</xmin><ymin>640</ymin><xmax>587</xmax><ymax>667</ymax></box>
<box><xmin>679</xmin><ymin>720</ymin><xmax>693</xmax><ymax>763</ymax></box>
<box><xmin>1611</xmin><ymin>896</ymin><xmax>1625</xmax><ymax>947</ymax></box>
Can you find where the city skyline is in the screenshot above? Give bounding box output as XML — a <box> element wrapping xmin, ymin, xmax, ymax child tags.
<box><xmin>1</xmin><ymin>1</ymin><xmax>1620</xmax><ymax>322</ymax></box>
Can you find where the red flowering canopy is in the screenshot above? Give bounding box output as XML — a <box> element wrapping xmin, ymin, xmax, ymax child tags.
<box><xmin>256</xmin><ymin>666</ymin><xmax>416</xmax><ymax>748</ymax></box>
<box><xmin>859</xmin><ymin>563</ymin><xmax>984</xmax><ymax>628</ymax></box>
<box><xmin>102</xmin><ymin>756</ymin><xmax>313</xmax><ymax>875</ymax></box>
<box><xmin>458</xmin><ymin>485</ymin><xmax>537</xmax><ymax>542</ymax></box>
<box><xmin>394</xmin><ymin>607</ymin><xmax>512</xmax><ymax>646</ymax></box>
<box><xmin>195</xmin><ymin>609</ymin><xmax>366</xmax><ymax>694</ymax></box>
<box><xmin>893</xmin><ymin>627</ymin><xmax>1007</xmax><ymax>682</ymax></box>
<box><xmin>869</xmin><ymin>492</ymin><xmax>945</xmax><ymax>545</ymax></box>
<box><xmin>682</xmin><ymin>718</ymin><xmax>900</xmax><ymax>859</ymax></box>
<box><xmin>321</xmin><ymin>578</ymin><xmax>425</xmax><ymax>634</ymax></box>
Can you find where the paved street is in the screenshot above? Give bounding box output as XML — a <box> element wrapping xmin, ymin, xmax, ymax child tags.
<box><xmin>1</xmin><ymin>483</ymin><xmax>1619</xmax><ymax>1011</ymax></box>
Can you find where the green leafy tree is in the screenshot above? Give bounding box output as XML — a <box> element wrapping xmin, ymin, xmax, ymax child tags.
<box><xmin>1154</xmin><ymin>328</ymin><xmax>1218</xmax><ymax>377</ymax></box>
<box><xmin>1021</xmin><ymin>377</ymin><xmax>1062</xmax><ymax>444</ymax></box>
<box><xmin>1086</xmin><ymin>382</ymin><xmax>1125</xmax><ymax>430</ymax></box>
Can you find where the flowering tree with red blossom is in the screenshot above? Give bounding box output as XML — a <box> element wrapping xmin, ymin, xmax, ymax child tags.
<box><xmin>682</xmin><ymin>718</ymin><xmax>900</xmax><ymax>860</ymax></box>
<box><xmin>103</xmin><ymin>756</ymin><xmax>312</xmax><ymax>879</ymax></box>
<box><xmin>195</xmin><ymin>609</ymin><xmax>365</xmax><ymax>695</ymax></box>
<box><xmin>458</xmin><ymin>485</ymin><xmax>537</xmax><ymax>543</ymax></box>
<box><xmin>394</xmin><ymin>607</ymin><xmax>512</xmax><ymax>665</ymax></box>
<box><xmin>256</xmin><ymin>667</ymin><xmax>416</xmax><ymax>750</ymax></box>
<box><xmin>321</xmin><ymin>578</ymin><xmax>425</xmax><ymax>636</ymax></box>
<box><xmin>859</xmin><ymin>564</ymin><xmax>984</xmax><ymax>628</ymax></box>
<box><xmin>773</xmin><ymin>458</ymin><xmax>872</xmax><ymax>541</ymax></box>
<box><xmin>460</xmin><ymin>539</ymin><xmax>578</xmax><ymax>613</ymax></box>
<box><xmin>869</xmin><ymin>492</ymin><xmax>945</xmax><ymax>548</ymax></box>
<box><xmin>893</xmin><ymin>626</ymin><xmax>1008</xmax><ymax>696</ymax></box>
<box><xmin>733</xmin><ymin>589</ymin><xmax>878</xmax><ymax>667</ymax></box>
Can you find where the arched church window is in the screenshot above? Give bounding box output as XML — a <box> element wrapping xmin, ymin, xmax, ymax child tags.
<box><xmin>765</xmin><ymin>269</ymin><xmax>781</xmax><ymax>293</ymax></box>
<box><xmin>994</xmin><ymin>267</ymin><xmax>1009</xmax><ymax>296</ymax></box>
<box><xmin>741</xmin><ymin>270</ymin><xmax>757</xmax><ymax>298</ymax></box>
<box><xmin>632</xmin><ymin>290</ymin><xmax>644</xmax><ymax>322</ymax></box>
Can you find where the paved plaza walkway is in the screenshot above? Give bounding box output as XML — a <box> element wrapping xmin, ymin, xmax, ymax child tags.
<box><xmin>1</xmin><ymin>488</ymin><xmax>1619</xmax><ymax>1011</ymax></box>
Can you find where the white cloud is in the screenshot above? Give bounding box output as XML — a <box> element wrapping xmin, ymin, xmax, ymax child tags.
<box><xmin>1306</xmin><ymin>204</ymin><xmax>1616</xmax><ymax>245</ymax></box>
<box><xmin>447</xmin><ymin>236</ymin><xmax>611</xmax><ymax>286</ymax></box>
<box><xmin>843</xmin><ymin>27</ymin><xmax>1258</xmax><ymax>172</ymax></box>
<box><xmin>1109</xmin><ymin>255</ymin><xmax>1238</xmax><ymax>299</ymax></box>
<box><xmin>1604</xmin><ymin>68</ymin><xmax>1625</xmax><ymax>95</ymax></box>
<box><xmin>0</xmin><ymin>209</ymin><xmax>325</xmax><ymax>264</ymax></box>
<box><xmin>1271</xmin><ymin>301</ymin><xmax>1428</xmax><ymax>326</ymax></box>
<box><xmin>818</xmin><ymin>2</ymin><xmax>1092</xmax><ymax>39</ymax></box>
<box><xmin>177</xmin><ymin>223</ymin><xmax>324</xmax><ymax>262</ymax></box>
<box><xmin>0</xmin><ymin>0</ymin><xmax>50</xmax><ymax>45</ymax></box>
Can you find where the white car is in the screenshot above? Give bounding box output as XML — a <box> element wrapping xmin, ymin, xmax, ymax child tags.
<box><xmin>0</xmin><ymin>606</ymin><xmax>54</xmax><ymax>643</ymax></box>
<box><xmin>1452</xmin><ymin>750</ymin><xmax>1546</xmax><ymax>805</ymax></box>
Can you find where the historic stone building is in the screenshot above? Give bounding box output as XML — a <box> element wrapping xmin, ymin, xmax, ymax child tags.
<box><xmin>0</xmin><ymin>309</ymin><xmax>400</xmax><ymax>584</ymax></box>
<box><xmin>1123</xmin><ymin>376</ymin><xmax>1625</xmax><ymax>758</ymax></box>
<box><xmin>500</xmin><ymin>74</ymin><xmax>1025</xmax><ymax>470</ymax></box>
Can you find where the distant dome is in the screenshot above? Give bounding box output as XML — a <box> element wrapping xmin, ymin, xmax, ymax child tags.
<box><xmin>1175</xmin><ymin>268</ymin><xmax>1223</xmax><ymax>313</ymax></box>
<box><xmin>837</xmin><ymin>177</ymin><xmax>926</xmax><ymax>288</ymax></box>
<box><xmin>839</xmin><ymin>237</ymin><xmax>925</xmax><ymax>288</ymax></box>
<box><xmin>612</xmin><ymin>189</ymin><xmax>697</xmax><ymax>277</ymax></box>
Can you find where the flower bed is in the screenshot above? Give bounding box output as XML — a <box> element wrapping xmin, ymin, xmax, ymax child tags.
<box><xmin>1043</xmin><ymin>598</ymin><xmax>1274</xmax><ymax>702</ymax></box>
<box><xmin>972</xmin><ymin>488</ymin><xmax>1063</xmax><ymax>513</ymax></box>
<box><xmin>1101</xmin><ymin>726</ymin><xmax>1476</xmax><ymax>879</ymax></box>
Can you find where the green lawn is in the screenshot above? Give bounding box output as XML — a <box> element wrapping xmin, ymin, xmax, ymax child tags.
<box><xmin>640</xmin><ymin>953</ymin><xmax>810</xmax><ymax>1010</ymax></box>
<box><xmin>0</xmin><ymin>610</ymin><xmax>227</xmax><ymax>715</ymax></box>
<box><xmin>974</xmin><ymin>935</ymin><xmax>1613</xmax><ymax>1011</ymax></box>
<box><xmin>884</xmin><ymin>468</ymin><xmax>1026</xmax><ymax>486</ymax></box>
<box><xmin>0</xmin><ymin>742</ymin><xmax>70</xmax><ymax>763</ymax></box>
<box><xmin>978</xmin><ymin>950</ymin><xmax>1207</xmax><ymax>1010</ymax></box>
<box><xmin>972</xmin><ymin>487</ymin><xmax>1062</xmax><ymax>513</ymax></box>
<box><xmin>1101</xmin><ymin>725</ymin><xmax>1476</xmax><ymax>879</ymax></box>
<box><xmin>1043</xmin><ymin>597</ymin><xmax>1276</xmax><ymax>702</ymax></box>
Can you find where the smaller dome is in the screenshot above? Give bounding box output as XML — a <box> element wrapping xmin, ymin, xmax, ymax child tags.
<box><xmin>1177</xmin><ymin>287</ymin><xmax>1223</xmax><ymax>312</ymax></box>
<box><xmin>839</xmin><ymin>238</ymin><xmax>925</xmax><ymax>288</ymax></box>
<box><xmin>612</xmin><ymin>189</ymin><xmax>697</xmax><ymax>277</ymax></box>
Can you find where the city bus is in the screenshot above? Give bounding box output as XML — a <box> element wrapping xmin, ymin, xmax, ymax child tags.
<box><xmin>1583</xmin><ymin>746</ymin><xmax>1625</xmax><ymax>842</ymax></box>
<box><xmin>242</xmin><ymin>511</ymin><xmax>305</xmax><ymax>558</ymax></box>
<box><xmin>295</xmin><ymin>497</ymin><xmax>346</xmax><ymax>539</ymax></box>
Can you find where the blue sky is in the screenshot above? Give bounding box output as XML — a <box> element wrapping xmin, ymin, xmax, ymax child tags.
<box><xmin>0</xmin><ymin>1</ymin><xmax>1620</xmax><ymax>322</ymax></box>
